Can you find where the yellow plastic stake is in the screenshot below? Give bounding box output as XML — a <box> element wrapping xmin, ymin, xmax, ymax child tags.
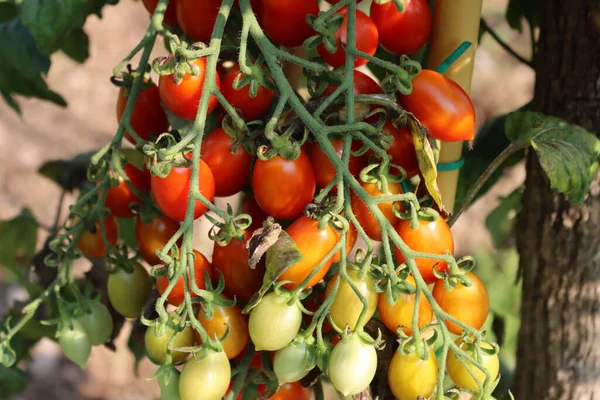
<box><xmin>426</xmin><ymin>0</ymin><xmax>484</xmax><ymax>213</ymax></box>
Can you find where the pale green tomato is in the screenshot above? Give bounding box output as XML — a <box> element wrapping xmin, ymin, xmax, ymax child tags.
<box><xmin>179</xmin><ymin>351</ymin><xmax>231</xmax><ymax>400</ymax></box>
<box><xmin>77</xmin><ymin>302</ymin><xmax>114</xmax><ymax>345</ymax></box>
<box><xmin>248</xmin><ymin>292</ymin><xmax>302</xmax><ymax>351</ymax></box>
<box><xmin>107</xmin><ymin>262</ymin><xmax>152</xmax><ymax>318</ymax></box>
<box><xmin>59</xmin><ymin>320</ymin><xmax>91</xmax><ymax>368</ymax></box>
<box><xmin>274</xmin><ymin>341</ymin><xmax>313</xmax><ymax>384</ymax></box>
<box><xmin>328</xmin><ymin>334</ymin><xmax>377</xmax><ymax>396</ymax></box>
<box><xmin>159</xmin><ymin>367</ymin><xmax>181</xmax><ymax>400</ymax></box>
<box><xmin>145</xmin><ymin>321</ymin><xmax>194</xmax><ymax>364</ymax></box>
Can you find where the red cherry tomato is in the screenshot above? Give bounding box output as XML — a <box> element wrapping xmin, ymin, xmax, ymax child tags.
<box><xmin>370</xmin><ymin>0</ymin><xmax>432</xmax><ymax>55</ymax></box>
<box><xmin>77</xmin><ymin>216</ymin><xmax>119</xmax><ymax>259</ymax></box>
<box><xmin>316</xmin><ymin>7</ymin><xmax>379</xmax><ymax>68</ymax></box>
<box><xmin>159</xmin><ymin>57</ymin><xmax>220</xmax><ymax>120</ymax></box>
<box><xmin>272</xmin><ymin>382</ymin><xmax>311</xmax><ymax>400</ymax></box>
<box><xmin>150</xmin><ymin>158</ymin><xmax>215</xmax><ymax>221</ymax></box>
<box><xmin>221</xmin><ymin>65</ymin><xmax>275</xmax><ymax>121</ymax></box>
<box><xmin>252</xmin><ymin>149</ymin><xmax>316</xmax><ymax>220</ymax></box>
<box><xmin>105</xmin><ymin>164</ymin><xmax>150</xmax><ymax>218</ymax></box>
<box><xmin>176</xmin><ymin>0</ymin><xmax>220</xmax><ymax>42</ymax></box>
<box><xmin>399</xmin><ymin>69</ymin><xmax>475</xmax><ymax>142</ymax></box>
<box><xmin>141</xmin><ymin>0</ymin><xmax>178</xmax><ymax>26</ymax></box>
<box><xmin>201</xmin><ymin>127</ymin><xmax>252</xmax><ymax>197</ymax></box>
<box><xmin>394</xmin><ymin>216</ymin><xmax>454</xmax><ymax>283</ymax></box>
<box><xmin>309</xmin><ymin>139</ymin><xmax>366</xmax><ymax>189</ymax></box>
<box><xmin>260</xmin><ymin>0</ymin><xmax>320</xmax><ymax>48</ymax></box>
<box><xmin>351</xmin><ymin>180</ymin><xmax>404</xmax><ymax>242</ymax></box>
<box><xmin>241</xmin><ymin>195</ymin><xmax>268</xmax><ymax>232</ymax></box>
<box><xmin>212</xmin><ymin>230</ymin><xmax>265</xmax><ymax>301</ymax></box>
<box><xmin>116</xmin><ymin>82</ymin><xmax>169</xmax><ymax>144</ymax></box>
<box><xmin>370</xmin><ymin>120</ymin><xmax>419</xmax><ymax>178</ymax></box>
<box><xmin>323</xmin><ymin>70</ymin><xmax>383</xmax><ymax>97</ymax></box>
<box><xmin>135</xmin><ymin>216</ymin><xmax>180</xmax><ymax>266</ymax></box>
<box><xmin>156</xmin><ymin>250</ymin><xmax>213</xmax><ymax>306</ymax></box>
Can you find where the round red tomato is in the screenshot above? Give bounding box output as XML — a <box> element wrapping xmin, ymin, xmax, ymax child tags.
<box><xmin>241</xmin><ymin>195</ymin><xmax>268</xmax><ymax>232</ymax></box>
<box><xmin>377</xmin><ymin>120</ymin><xmax>419</xmax><ymax>178</ymax></box>
<box><xmin>252</xmin><ymin>149</ymin><xmax>315</xmax><ymax>220</ymax></box>
<box><xmin>141</xmin><ymin>0</ymin><xmax>178</xmax><ymax>26</ymax></box>
<box><xmin>351</xmin><ymin>180</ymin><xmax>404</xmax><ymax>242</ymax></box>
<box><xmin>105</xmin><ymin>164</ymin><xmax>150</xmax><ymax>218</ymax></box>
<box><xmin>260</xmin><ymin>0</ymin><xmax>319</xmax><ymax>48</ymax></box>
<box><xmin>176</xmin><ymin>0</ymin><xmax>220</xmax><ymax>42</ymax></box>
<box><xmin>279</xmin><ymin>216</ymin><xmax>338</xmax><ymax>289</ymax></box>
<box><xmin>221</xmin><ymin>65</ymin><xmax>275</xmax><ymax>121</ymax></box>
<box><xmin>135</xmin><ymin>216</ymin><xmax>180</xmax><ymax>266</ymax></box>
<box><xmin>272</xmin><ymin>382</ymin><xmax>310</xmax><ymax>400</ymax></box>
<box><xmin>156</xmin><ymin>249</ymin><xmax>213</xmax><ymax>306</ymax></box>
<box><xmin>77</xmin><ymin>216</ymin><xmax>119</xmax><ymax>259</ymax></box>
<box><xmin>212</xmin><ymin>230</ymin><xmax>265</xmax><ymax>301</ymax></box>
<box><xmin>370</xmin><ymin>0</ymin><xmax>432</xmax><ymax>55</ymax></box>
<box><xmin>394</xmin><ymin>216</ymin><xmax>454</xmax><ymax>283</ymax></box>
<box><xmin>316</xmin><ymin>7</ymin><xmax>379</xmax><ymax>68</ymax></box>
<box><xmin>399</xmin><ymin>69</ymin><xmax>475</xmax><ymax>142</ymax></box>
<box><xmin>323</xmin><ymin>70</ymin><xmax>383</xmax><ymax>97</ymax></box>
<box><xmin>310</xmin><ymin>139</ymin><xmax>366</xmax><ymax>189</ymax></box>
<box><xmin>150</xmin><ymin>158</ymin><xmax>215</xmax><ymax>221</ymax></box>
<box><xmin>116</xmin><ymin>82</ymin><xmax>169</xmax><ymax>144</ymax></box>
<box><xmin>201</xmin><ymin>127</ymin><xmax>252</xmax><ymax>197</ymax></box>
<box><xmin>159</xmin><ymin>57</ymin><xmax>220</xmax><ymax>120</ymax></box>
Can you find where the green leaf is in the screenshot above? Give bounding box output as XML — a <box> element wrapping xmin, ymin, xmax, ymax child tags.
<box><xmin>505</xmin><ymin>111</ymin><xmax>600</xmax><ymax>205</ymax></box>
<box><xmin>0</xmin><ymin>208</ymin><xmax>38</xmax><ymax>271</ymax></box>
<box><xmin>485</xmin><ymin>188</ymin><xmax>522</xmax><ymax>249</ymax></box>
<box><xmin>127</xmin><ymin>325</ymin><xmax>146</xmax><ymax>374</ymax></box>
<box><xmin>60</xmin><ymin>28</ymin><xmax>90</xmax><ymax>63</ymax></box>
<box><xmin>0</xmin><ymin>365</ymin><xmax>27</xmax><ymax>399</ymax></box>
<box><xmin>505</xmin><ymin>0</ymin><xmax>540</xmax><ymax>32</ymax></box>
<box><xmin>117</xmin><ymin>217</ymin><xmax>137</xmax><ymax>249</ymax></box>
<box><xmin>38</xmin><ymin>151</ymin><xmax>95</xmax><ymax>191</ymax></box>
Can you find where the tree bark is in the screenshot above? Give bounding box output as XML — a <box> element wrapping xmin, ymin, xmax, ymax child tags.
<box><xmin>515</xmin><ymin>1</ymin><xmax>600</xmax><ymax>399</ymax></box>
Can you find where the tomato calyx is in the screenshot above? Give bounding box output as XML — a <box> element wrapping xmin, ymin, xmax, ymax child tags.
<box><xmin>359</xmin><ymin>162</ymin><xmax>407</xmax><ymax>198</ymax></box>
<box><xmin>396</xmin><ymin>324</ymin><xmax>438</xmax><ymax>361</ymax></box>
<box><xmin>257</xmin><ymin>122</ymin><xmax>307</xmax><ymax>162</ymax></box>
<box><xmin>432</xmin><ymin>254</ymin><xmax>476</xmax><ymax>285</ymax></box>
<box><xmin>303</xmin><ymin>11</ymin><xmax>345</xmax><ymax>53</ymax></box>
<box><xmin>111</xmin><ymin>64</ymin><xmax>154</xmax><ymax>94</ymax></box>
<box><xmin>152</xmin><ymin>38</ymin><xmax>211</xmax><ymax>85</ymax></box>
<box><xmin>206</xmin><ymin>204</ymin><xmax>251</xmax><ymax>247</ymax></box>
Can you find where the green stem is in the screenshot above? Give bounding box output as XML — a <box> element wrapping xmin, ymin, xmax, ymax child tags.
<box><xmin>480</xmin><ymin>18</ymin><xmax>534</xmax><ymax>68</ymax></box>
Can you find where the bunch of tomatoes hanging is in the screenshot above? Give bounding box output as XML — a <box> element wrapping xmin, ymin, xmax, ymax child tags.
<box><xmin>57</xmin><ymin>0</ymin><xmax>498</xmax><ymax>400</ymax></box>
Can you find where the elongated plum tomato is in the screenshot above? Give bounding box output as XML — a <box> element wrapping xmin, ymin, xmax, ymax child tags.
<box><xmin>370</xmin><ymin>0</ymin><xmax>432</xmax><ymax>55</ymax></box>
<box><xmin>150</xmin><ymin>158</ymin><xmax>215</xmax><ymax>221</ymax></box>
<box><xmin>221</xmin><ymin>65</ymin><xmax>275</xmax><ymax>121</ymax></box>
<box><xmin>260</xmin><ymin>0</ymin><xmax>320</xmax><ymax>47</ymax></box>
<box><xmin>399</xmin><ymin>69</ymin><xmax>475</xmax><ymax>142</ymax></box>
<box><xmin>328</xmin><ymin>334</ymin><xmax>377</xmax><ymax>396</ymax></box>
<box><xmin>332</xmin><ymin>223</ymin><xmax>357</xmax><ymax>263</ymax></box>
<box><xmin>141</xmin><ymin>0</ymin><xmax>178</xmax><ymax>26</ymax></box>
<box><xmin>107</xmin><ymin>262</ymin><xmax>152</xmax><ymax>318</ymax></box>
<box><xmin>309</xmin><ymin>139</ymin><xmax>367</xmax><ymax>189</ymax></box>
<box><xmin>179</xmin><ymin>350</ymin><xmax>230</xmax><ymax>400</ymax></box>
<box><xmin>323</xmin><ymin>70</ymin><xmax>383</xmax><ymax>96</ymax></box>
<box><xmin>274</xmin><ymin>341</ymin><xmax>313</xmax><ymax>384</ymax></box>
<box><xmin>76</xmin><ymin>302</ymin><xmax>114</xmax><ymax>346</ymax></box>
<box><xmin>326</xmin><ymin>268</ymin><xmax>378</xmax><ymax>330</ymax></box>
<box><xmin>176</xmin><ymin>0</ymin><xmax>220</xmax><ymax>42</ymax></box>
<box><xmin>252</xmin><ymin>149</ymin><xmax>316</xmax><ymax>220</ymax></box>
<box><xmin>105</xmin><ymin>164</ymin><xmax>150</xmax><ymax>218</ymax></box>
<box><xmin>196</xmin><ymin>298</ymin><xmax>249</xmax><ymax>360</ymax></box>
<box><xmin>381</xmin><ymin>120</ymin><xmax>419</xmax><ymax>178</ymax></box>
<box><xmin>145</xmin><ymin>320</ymin><xmax>194</xmax><ymax>364</ymax></box>
<box><xmin>201</xmin><ymin>127</ymin><xmax>252</xmax><ymax>197</ymax></box>
<box><xmin>317</xmin><ymin>7</ymin><xmax>379</xmax><ymax>68</ymax></box>
<box><xmin>135</xmin><ymin>216</ymin><xmax>180</xmax><ymax>266</ymax></box>
<box><xmin>394</xmin><ymin>216</ymin><xmax>454</xmax><ymax>283</ymax></box>
<box><xmin>248</xmin><ymin>292</ymin><xmax>302</xmax><ymax>351</ymax></box>
<box><xmin>377</xmin><ymin>275</ymin><xmax>433</xmax><ymax>335</ymax></box>
<box><xmin>212</xmin><ymin>229</ymin><xmax>265</xmax><ymax>301</ymax></box>
<box><xmin>351</xmin><ymin>180</ymin><xmax>404</xmax><ymax>242</ymax></box>
<box><xmin>116</xmin><ymin>82</ymin><xmax>169</xmax><ymax>144</ymax></box>
<box><xmin>77</xmin><ymin>216</ymin><xmax>119</xmax><ymax>259</ymax></box>
<box><xmin>159</xmin><ymin>56</ymin><xmax>220</xmax><ymax>120</ymax></box>
<box><xmin>241</xmin><ymin>195</ymin><xmax>268</xmax><ymax>232</ymax></box>
<box><xmin>388</xmin><ymin>347</ymin><xmax>437</xmax><ymax>400</ymax></box>
<box><xmin>279</xmin><ymin>216</ymin><xmax>338</xmax><ymax>289</ymax></box>
<box><xmin>156</xmin><ymin>250</ymin><xmax>213</xmax><ymax>306</ymax></box>
<box><xmin>59</xmin><ymin>321</ymin><xmax>91</xmax><ymax>368</ymax></box>
<box><xmin>433</xmin><ymin>272</ymin><xmax>490</xmax><ymax>335</ymax></box>
<box><xmin>447</xmin><ymin>339</ymin><xmax>500</xmax><ymax>391</ymax></box>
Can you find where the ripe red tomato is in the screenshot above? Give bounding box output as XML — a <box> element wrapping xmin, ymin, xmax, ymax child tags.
<box><xmin>432</xmin><ymin>272</ymin><xmax>490</xmax><ymax>335</ymax></box>
<box><xmin>156</xmin><ymin>250</ymin><xmax>213</xmax><ymax>306</ymax></box>
<box><xmin>399</xmin><ymin>70</ymin><xmax>475</xmax><ymax>142</ymax></box>
<box><xmin>241</xmin><ymin>195</ymin><xmax>268</xmax><ymax>232</ymax></box>
<box><xmin>332</xmin><ymin>223</ymin><xmax>357</xmax><ymax>263</ymax></box>
<box><xmin>272</xmin><ymin>382</ymin><xmax>311</xmax><ymax>400</ymax></box>
<box><xmin>252</xmin><ymin>150</ymin><xmax>316</xmax><ymax>220</ymax></box>
<box><xmin>370</xmin><ymin>0</ymin><xmax>432</xmax><ymax>55</ymax></box>
<box><xmin>212</xmin><ymin>230</ymin><xmax>265</xmax><ymax>301</ymax></box>
<box><xmin>77</xmin><ymin>216</ymin><xmax>119</xmax><ymax>259</ymax></box>
<box><xmin>201</xmin><ymin>127</ymin><xmax>252</xmax><ymax>197</ymax></box>
<box><xmin>323</xmin><ymin>70</ymin><xmax>383</xmax><ymax>97</ymax></box>
<box><xmin>260</xmin><ymin>0</ymin><xmax>319</xmax><ymax>48</ymax></box>
<box><xmin>176</xmin><ymin>0</ymin><xmax>220</xmax><ymax>43</ymax></box>
<box><xmin>279</xmin><ymin>216</ymin><xmax>338</xmax><ymax>289</ymax></box>
<box><xmin>150</xmin><ymin>158</ymin><xmax>215</xmax><ymax>221</ymax></box>
<box><xmin>309</xmin><ymin>139</ymin><xmax>366</xmax><ymax>189</ymax></box>
<box><xmin>351</xmin><ymin>180</ymin><xmax>404</xmax><ymax>242</ymax></box>
<box><xmin>141</xmin><ymin>0</ymin><xmax>178</xmax><ymax>26</ymax></box>
<box><xmin>135</xmin><ymin>216</ymin><xmax>180</xmax><ymax>266</ymax></box>
<box><xmin>376</xmin><ymin>120</ymin><xmax>419</xmax><ymax>178</ymax></box>
<box><xmin>234</xmin><ymin>0</ymin><xmax>261</xmax><ymax>14</ymax></box>
<box><xmin>116</xmin><ymin>82</ymin><xmax>169</xmax><ymax>144</ymax></box>
<box><xmin>159</xmin><ymin>57</ymin><xmax>220</xmax><ymax>120</ymax></box>
<box><xmin>394</xmin><ymin>217</ymin><xmax>454</xmax><ymax>283</ymax></box>
<box><xmin>105</xmin><ymin>164</ymin><xmax>150</xmax><ymax>218</ymax></box>
<box><xmin>221</xmin><ymin>65</ymin><xmax>275</xmax><ymax>121</ymax></box>
<box><xmin>316</xmin><ymin>7</ymin><xmax>379</xmax><ymax>68</ymax></box>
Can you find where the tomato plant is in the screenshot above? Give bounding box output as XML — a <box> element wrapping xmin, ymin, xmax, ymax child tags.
<box><xmin>332</xmin><ymin>223</ymin><xmax>357</xmax><ymax>263</ymax></box>
<box><xmin>447</xmin><ymin>340</ymin><xmax>500</xmax><ymax>391</ymax></box>
<box><xmin>388</xmin><ymin>347</ymin><xmax>438</xmax><ymax>400</ymax></box>
<box><xmin>328</xmin><ymin>334</ymin><xmax>377</xmax><ymax>396</ymax></box>
<box><xmin>107</xmin><ymin>262</ymin><xmax>153</xmax><ymax>318</ymax></box>
<box><xmin>76</xmin><ymin>216</ymin><xmax>119</xmax><ymax>259</ymax></box>
<box><xmin>59</xmin><ymin>321</ymin><xmax>91</xmax><ymax>368</ymax></box>
<box><xmin>273</xmin><ymin>341</ymin><xmax>313</xmax><ymax>384</ymax></box>
<box><xmin>145</xmin><ymin>320</ymin><xmax>195</xmax><ymax>364</ymax></box>
<box><xmin>326</xmin><ymin>268</ymin><xmax>378</xmax><ymax>330</ymax></box>
<box><xmin>104</xmin><ymin>163</ymin><xmax>149</xmax><ymax>218</ymax></box>
<box><xmin>221</xmin><ymin>65</ymin><xmax>275</xmax><ymax>121</ymax></box>
<box><xmin>272</xmin><ymin>382</ymin><xmax>310</xmax><ymax>400</ymax></box>
<box><xmin>135</xmin><ymin>215</ymin><xmax>180</xmax><ymax>266</ymax></box>
<box><xmin>241</xmin><ymin>195</ymin><xmax>268</xmax><ymax>232</ymax></box>
<box><xmin>156</xmin><ymin>249</ymin><xmax>213</xmax><ymax>306</ymax></box>
<box><xmin>260</xmin><ymin>0</ymin><xmax>319</xmax><ymax>47</ymax></box>
<box><xmin>378</xmin><ymin>120</ymin><xmax>419</xmax><ymax>178</ymax></box>
<box><xmin>141</xmin><ymin>0</ymin><xmax>178</xmax><ymax>26</ymax></box>
<box><xmin>248</xmin><ymin>292</ymin><xmax>302</xmax><ymax>351</ymax></box>
<box><xmin>323</xmin><ymin>70</ymin><xmax>383</xmax><ymax>97</ymax></box>
<box><xmin>179</xmin><ymin>351</ymin><xmax>231</xmax><ymax>400</ymax></box>
<box><xmin>309</xmin><ymin>139</ymin><xmax>366</xmax><ymax>189</ymax></box>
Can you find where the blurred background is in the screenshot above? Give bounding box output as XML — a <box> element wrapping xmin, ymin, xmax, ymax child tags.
<box><xmin>0</xmin><ymin>0</ymin><xmax>532</xmax><ymax>398</ymax></box>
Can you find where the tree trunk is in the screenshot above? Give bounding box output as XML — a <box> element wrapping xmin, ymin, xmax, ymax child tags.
<box><xmin>515</xmin><ymin>1</ymin><xmax>600</xmax><ymax>399</ymax></box>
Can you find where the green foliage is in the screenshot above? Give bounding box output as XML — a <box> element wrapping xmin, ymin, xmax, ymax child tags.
<box><xmin>38</xmin><ymin>151</ymin><xmax>95</xmax><ymax>191</ymax></box>
<box><xmin>485</xmin><ymin>188</ymin><xmax>522</xmax><ymax>249</ymax></box>
<box><xmin>60</xmin><ymin>28</ymin><xmax>90</xmax><ymax>63</ymax></box>
<box><xmin>0</xmin><ymin>208</ymin><xmax>38</xmax><ymax>271</ymax></box>
<box><xmin>0</xmin><ymin>365</ymin><xmax>28</xmax><ymax>399</ymax></box>
<box><xmin>505</xmin><ymin>0</ymin><xmax>540</xmax><ymax>32</ymax></box>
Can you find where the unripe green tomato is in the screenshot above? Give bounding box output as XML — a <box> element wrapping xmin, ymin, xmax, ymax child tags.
<box><xmin>145</xmin><ymin>321</ymin><xmax>194</xmax><ymax>364</ymax></box>
<box><xmin>59</xmin><ymin>321</ymin><xmax>91</xmax><ymax>368</ymax></box>
<box><xmin>447</xmin><ymin>340</ymin><xmax>500</xmax><ymax>391</ymax></box>
<box><xmin>159</xmin><ymin>367</ymin><xmax>181</xmax><ymax>400</ymax></box>
<box><xmin>107</xmin><ymin>262</ymin><xmax>152</xmax><ymax>318</ymax></box>
<box><xmin>328</xmin><ymin>334</ymin><xmax>377</xmax><ymax>396</ymax></box>
<box><xmin>249</xmin><ymin>292</ymin><xmax>302</xmax><ymax>351</ymax></box>
<box><xmin>77</xmin><ymin>302</ymin><xmax>114</xmax><ymax>345</ymax></box>
<box><xmin>179</xmin><ymin>351</ymin><xmax>231</xmax><ymax>400</ymax></box>
<box><xmin>274</xmin><ymin>341</ymin><xmax>313</xmax><ymax>384</ymax></box>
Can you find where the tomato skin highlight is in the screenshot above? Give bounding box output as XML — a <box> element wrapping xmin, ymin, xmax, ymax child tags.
<box><xmin>179</xmin><ymin>351</ymin><xmax>231</xmax><ymax>400</ymax></box>
<box><xmin>309</xmin><ymin>139</ymin><xmax>366</xmax><ymax>189</ymax></box>
<box><xmin>105</xmin><ymin>164</ymin><xmax>150</xmax><ymax>218</ymax></box>
<box><xmin>117</xmin><ymin>82</ymin><xmax>169</xmax><ymax>144</ymax></box>
<box><xmin>77</xmin><ymin>216</ymin><xmax>119</xmax><ymax>259</ymax></box>
<box><xmin>260</xmin><ymin>0</ymin><xmax>320</xmax><ymax>48</ymax></box>
<box><xmin>399</xmin><ymin>69</ymin><xmax>476</xmax><ymax>142</ymax></box>
<box><xmin>326</xmin><ymin>268</ymin><xmax>378</xmax><ymax>330</ymax></box>
<box><xmin>156</xmin><ymin>250</ymin><xmax>213</xmax><ymax>307</ymax></box>
<box><xmin>252</xmin><ymin>150</ymin><xmax>316</xmax><ymax>220</ymax></box>
<box><xmin>221</xmin><ymin>65</ymin><xmax>275</xmax><ymax>121</ymax></box>
<box><xmin>159</xmin><ymin>57</ymin><xmax>220</xmax><ymax>120</ymax></box>
<box><xmin>201</xmin><ymin>127</ymin><xmax>252</xmax><ymax>197</ymax></box>
<box><xmin>176</xmin><ymin>0</ymin><xmax>220</xmax><ymax>43</ymax></box>
<box><xmin>351</xmin><ymin>181</ymin><xmax>404</xmax><ymax>242</ymax></box>
<box><xmin>432</xmin><ymin>272</ymin><xmax>490</xmax><ymax>335</ymax></box>
<box><xmin>135</xmin><ymin>216</ymin><xmax>180</xmax><ymax>266</ymax></box>
<box><xmin>248</xmin><ymin>292</ymin><xmax>302</xmax><ymax>351</ymax></box>
<box><xmin>388</xmin><ymin>347</ymin><xmax>438</xmax><ymax>400</ymax></box>
<box><xmin>394</xmin><ymin>217</ymin><xmax>454</xmax><ymax>283</ymax></box>
<box><xmin>141</xmin><ymin>0</ymin><xmax>178</xmax><ymax>26</ymax></box>
<box><xmin>151</xmin><ymin>158</ymin><xmax>215</xmax><ymax>222</ymax></box>
<box><xmin>447</xmin><ymin>339</ymin><xmax>500</xmax><ymax>391</ymax></box>
<box><xmin>370</xmin><ymin>0</ymin><xmax>432</xmax><ymax>55</ymax></box>
<box><xmin>107</xmin><ymin>262</ymin><xmax>153</xmax><ymax>319</ymax></box>
<box><xmin>316</xmin><ymin>7</ymin><xmax>379</xmax><ymax>68</ymax></box>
